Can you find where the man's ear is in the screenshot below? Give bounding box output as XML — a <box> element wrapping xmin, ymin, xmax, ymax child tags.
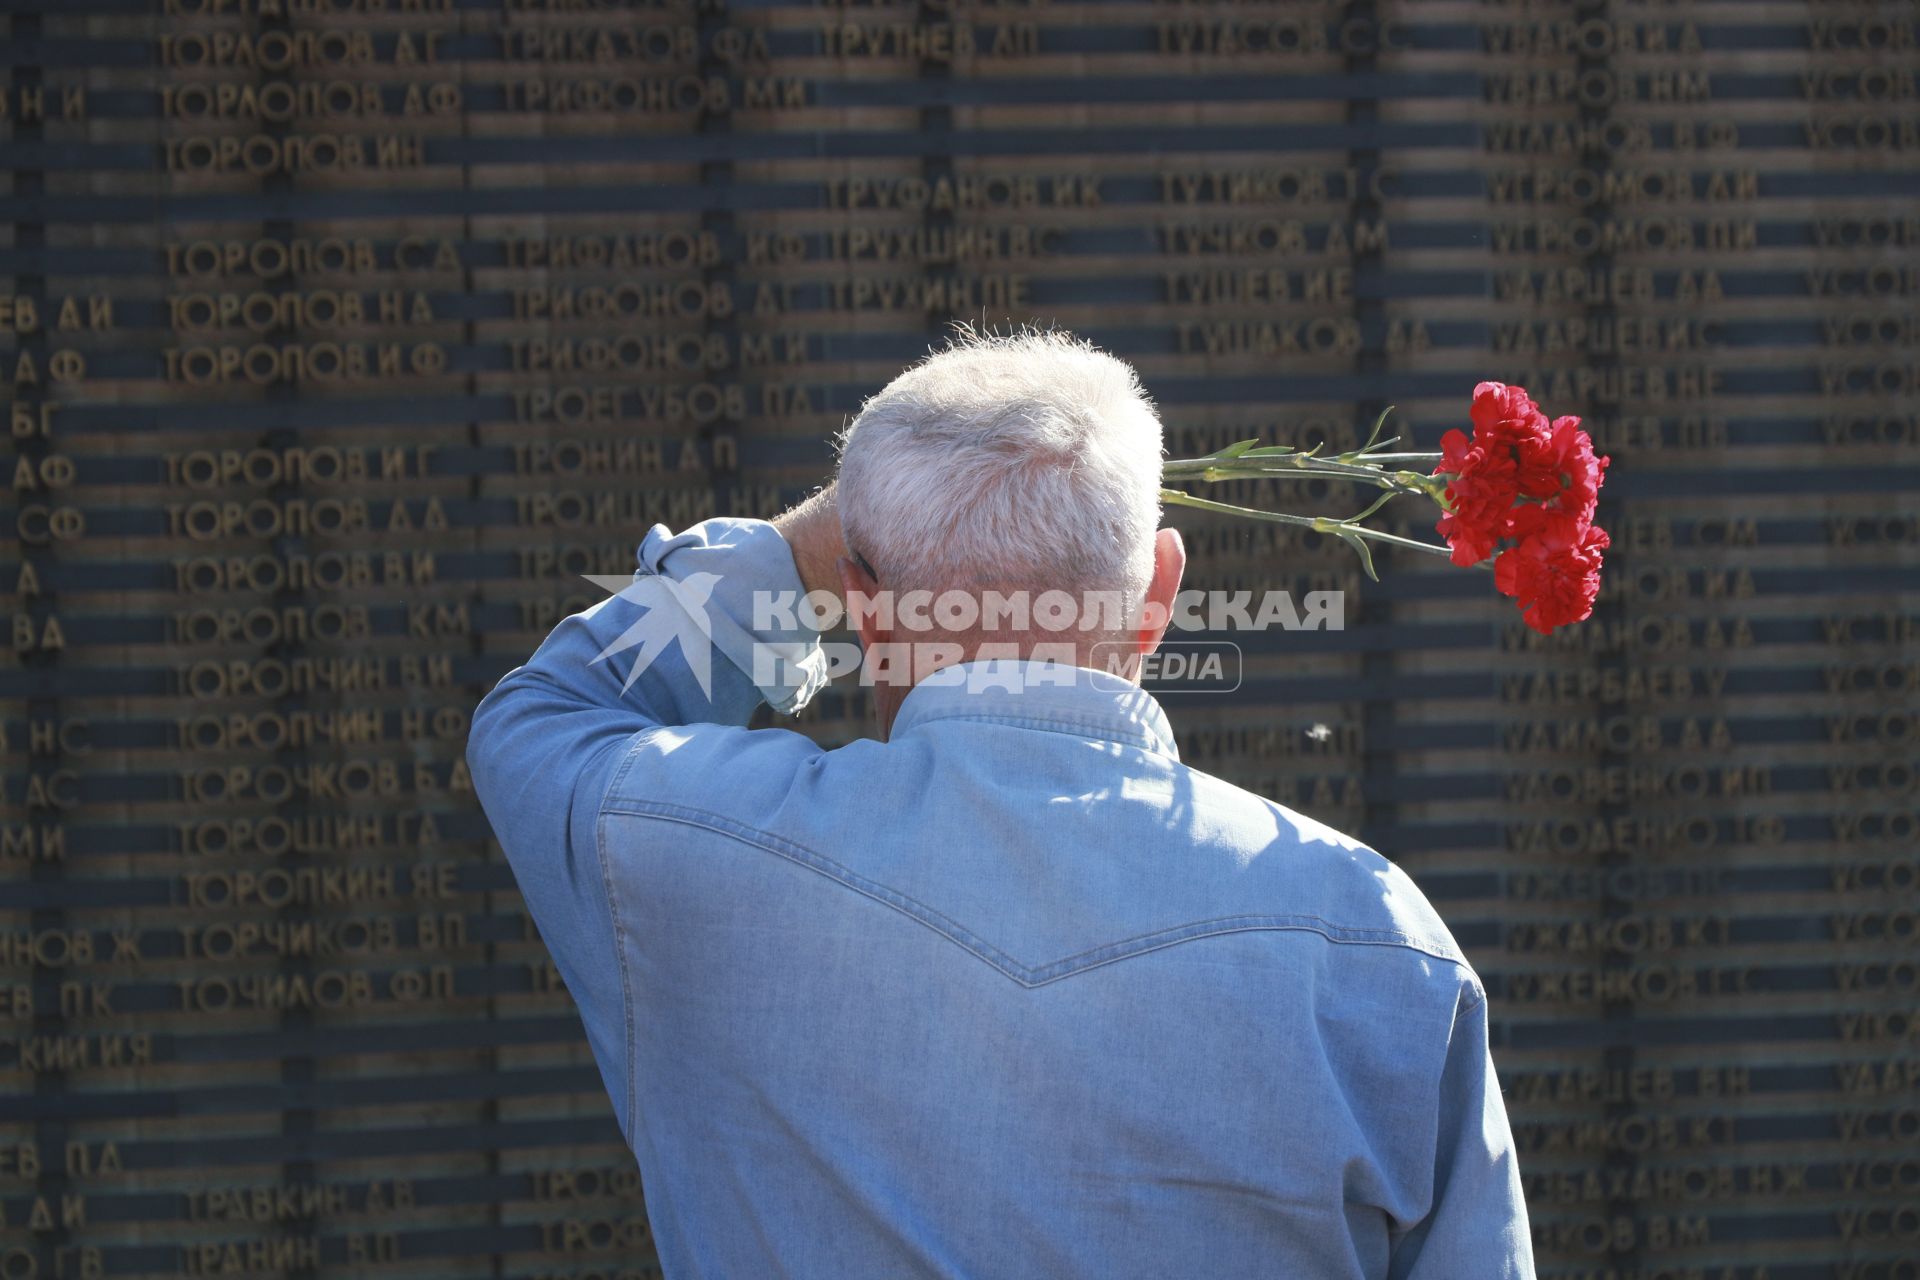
<box><xmin>837</xmin><ymin>555</ymin><xmax>888</xmax><ymax>650</ymax></box>
<box><xmin>1136</xmin><ymin>526</ymin><xmax>1186</xmax><ymax>657</ymax></box>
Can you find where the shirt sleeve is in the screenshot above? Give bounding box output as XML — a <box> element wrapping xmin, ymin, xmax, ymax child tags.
<box><xmin>1388</xmin><ymin>991</ymin><xmax>1536</xmax><ymax>1279</ymax></box>
<box><xmin>465</xmin><ymin>517</ymin><xmax>833</xmax><ymax>1137</ymax></box>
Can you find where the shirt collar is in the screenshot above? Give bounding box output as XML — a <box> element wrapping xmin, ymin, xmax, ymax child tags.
<box><xmin>890</xmin><ymin>659</ymin><xmax>1180</xmax><ymax>760</ymax></box>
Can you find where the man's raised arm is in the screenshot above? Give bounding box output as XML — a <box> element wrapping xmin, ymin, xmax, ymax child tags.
<box><xmin>464</xmin><ymin>506</ymin><xmax>837</xmax><ymax>1135</ymax></box>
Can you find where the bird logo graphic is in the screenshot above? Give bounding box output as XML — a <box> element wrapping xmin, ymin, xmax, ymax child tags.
<box><xmin>581</xmin><ymin>571</ymin><xmax>724</xmax><ymax>699</ymax></box>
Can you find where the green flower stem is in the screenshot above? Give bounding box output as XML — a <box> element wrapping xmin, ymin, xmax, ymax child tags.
<box><xmin>1161</xmin><ymin>452</ymin><xmax>1443</xmax><ymax>473</ymax></box>
<box><xmin>1166</xmin><ymin>461</ymin><xmax>1449</xmax><ymax>506</ymax></box>
<box><xmin>1164</xmin><ymin>461</ymin><xmax>1439</xmax><ymax>498</ymax></box>
<box><xmin>1165</xmin><ymin>458</ymin><xmax>1411</xmax><ymax>484</ymax></box>
<box><xmin>1159</xmin><ymin>489</ymin><xmax>1496</xmax><ymax>572</ymax></box>
<box><xmin>1156</xmin><ymin>409</ymin><xmax>1495</xmax><ymax>576</ymax></box>
<box><xmin>1162</xmin><ymin>451</ymin><xmax>1447</xmax><ymax>497</ymax></box>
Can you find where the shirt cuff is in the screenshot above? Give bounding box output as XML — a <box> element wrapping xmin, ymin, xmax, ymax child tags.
<box><xmin>635</xmin><ymin>517</ymin><xmax>834</xmax><ymax>716</ymax></box>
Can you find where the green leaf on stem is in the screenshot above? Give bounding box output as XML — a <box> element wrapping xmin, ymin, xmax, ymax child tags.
<box><xmin>1334</xmin><ymin>528</ymin><xmax>1380</xmax><ymax>582</ymax></box>
<box><xmin>1347</xmin><ymin>489</ymin><xmax>1399</xmax><ymax>523</ymax></box>
<box><xmin>1361</xmin><ymin>405</ymin><xmax>1395</xmax><ymax>453</ymax></box>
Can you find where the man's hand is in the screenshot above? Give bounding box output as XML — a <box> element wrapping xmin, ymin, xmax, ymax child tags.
<box><xmin>771</xmin><ymin>483</ymin><xmax>847</xmax><ymax>602</ymax></box>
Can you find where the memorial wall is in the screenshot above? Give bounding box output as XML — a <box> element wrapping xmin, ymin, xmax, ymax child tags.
<box><xmin>1</xmin><ymin>0</ymin><xmax>1917</xmax><ymax>1274</ymax></box>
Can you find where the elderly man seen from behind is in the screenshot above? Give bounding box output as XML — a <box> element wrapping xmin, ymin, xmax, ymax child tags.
<box><xmin>468</xmin><ymin>327</ymin><xmax>1535</xmax><ymax>1279</ymax></box>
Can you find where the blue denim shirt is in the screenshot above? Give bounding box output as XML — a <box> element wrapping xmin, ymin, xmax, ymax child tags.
<box><xmin>468</xmin><ymin>517</ymin><xmax>1534</xmax><ymax>1279</ymax></box>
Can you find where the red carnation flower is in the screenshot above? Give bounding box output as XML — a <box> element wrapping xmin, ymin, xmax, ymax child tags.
<box><xmin>1469</xmin><ymin>381</ymin><xmax>1549</xmax><ymax>452</ymax></box>
<box><xmin>1432</xmin><ymin>381</ymin><xmax>1550</xmax><ymax>566</ymax></box>
<box><xmin>1547</xmin><ymin>414</ymin><xmax>1609</xmax><ymax>530</ymax></box>
<box><xmin>1164</xmin><ymin>380</ymin><xmax>1615</xmax><ymax>634</ymax></box>
<box><xmin>1511</xmin><ymin>419</ymin><xmax>1568</xmax><ymax>502</ymax></box>
<box><xmin>1511</xmin><ymin>414</ymin><xmax>1611</xmax><ymax>544</ymax></box>
<box><xmin>1494</xmin><ymin>522</ymin><xmax>1611</xmax><ymax>635</ymax></box>
<box><xmin>1433</xmin><ymin>383</ymin><xmax>1612</xmax><ymax>581</ymax></box>
<box><xmin>1433</xmin><ymin>426</ymin><xmax>1519</xmax><ymax>567</ymax></box>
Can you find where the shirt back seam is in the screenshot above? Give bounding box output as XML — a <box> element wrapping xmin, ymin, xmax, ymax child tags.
<box><xmin>896</xmin><ymin>710</ymin><xmax>1174</xmax><ymax>755</ymax></box>
<box><xmin>601</xmin><ymin>798</ymin><xmax>1474</xmax><ymax>989</ymax></box>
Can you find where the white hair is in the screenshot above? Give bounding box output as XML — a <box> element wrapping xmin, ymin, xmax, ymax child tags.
<box><xmin>834</xmin><ymin>324</ymin><xmax>1165</xmax><ymax>615</ymax></box>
